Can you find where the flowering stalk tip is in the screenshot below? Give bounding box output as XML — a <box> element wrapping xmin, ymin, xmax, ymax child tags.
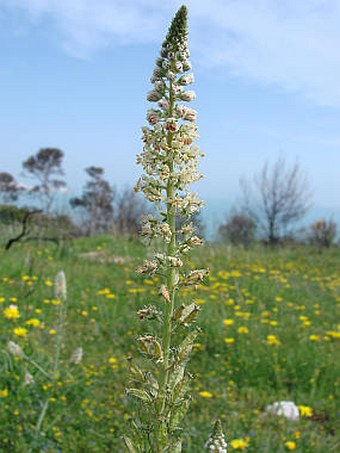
<box><xmin>126</xmin><ymin>5</ymin><xmax>207</xmax><ymax>451</ymax></box>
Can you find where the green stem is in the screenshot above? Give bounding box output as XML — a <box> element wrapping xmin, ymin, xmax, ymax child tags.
<box><xmin>157</xmin><ymin>79</ymin><xmax>177</xmax><ymax>451</ymax></box>
<box><xmin>35</xmin><ymin>399</ymin><xmax>49</xmax><ymax>439</ymax></box>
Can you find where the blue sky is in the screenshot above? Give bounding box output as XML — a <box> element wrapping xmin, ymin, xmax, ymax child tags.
<box><xmin>0</xmin><ymin>0</ymin><xmax>339</xmax><ymax>230</ymax></box>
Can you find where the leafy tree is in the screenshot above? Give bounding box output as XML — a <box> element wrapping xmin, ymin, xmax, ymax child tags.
<box><xmin>241</xmin><ymin>158</ymin><xmax>312</xmax><ymax>244</ymax></box>
<box><xmin>0</xmin><ymin>172</ymin><xmax>21</xmax><ymax>203</ymax></box>
<box><xmin>22</xmin><ymin>148</ymin><xmax>66</xmax><ymax>214</ymax></box>
<box><xmin>70</xmin><ymin>166</ymin><xmax>115</xmax><ymax>236</ymax></box>
<box><xmin>218</xmin><ymin>211</ymin><xmax>256</xmax><ymax>246</ymax></box>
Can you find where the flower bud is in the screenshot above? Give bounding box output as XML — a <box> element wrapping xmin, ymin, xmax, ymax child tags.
<box><xmin>205</xmin><ymin>419</ymin><xmax>227</xmax><ymax>452</ymax></box>
<box><xmin>158</xmin><ymin>98</ymin><xmax>169</xmax><ymax>111</ymax></box>
<box><xmin>160</xmin><ymin>285</ymin><xmax>171</xmax><ymax>303</ymax></box>
<box><xmin>8</xmin><ymin>341</ymin><xmax>24</xmax><ymax>358</ymax></box>
<box><xmin>70</xmin><ymin>347</ymin><xmax>83</xmax><ymax>365</ymax></box>
<box><xmin>178</xmin><ymin>73</ymin><xmax>194</xmax><ymax>86</ymax></box>
<box><xmin>165</xmin><ymin>118</ymin><xmax>179</xmax><ymax>132</ymax></box>
<box><xmin>147</xmin><ymin>89</ymin><xmax>163</xmax><ymax>102</ymax></box>
<box><xmin>181</xmin><ymin>90</ymin><xmax>196</xmax><ymax>102</ymax></box>
<box><xmin>54</xmin><ymin>271</ymin><xmax>67</xmax><ymax>301</ymax></box>
<box><xmin>146</xmin><ymin>109</ymin><xmax>161</xmax><ymax>125</ymax></box>
<box><xmin>24</xmin><ymin>369</ymin><xmax>35</xmax><ymax>385</ymax></box>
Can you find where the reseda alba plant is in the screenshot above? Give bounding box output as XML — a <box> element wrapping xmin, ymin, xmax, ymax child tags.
<box><xmin>124</xmin><ymin>5</ymin><xmax>208</xmax><ymax>452</ymax></box>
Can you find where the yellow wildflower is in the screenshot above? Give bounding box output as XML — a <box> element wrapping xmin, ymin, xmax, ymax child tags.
<box><xmin>199</xmin><ymin>391</ymin><xmax>213</xmax><ymax>398</ymax></box>
<box><xmin>52</xmin><ymin>299</ymin><xmax>61</xmax><ymax>305</ymax></box>
<box><xmin>223</xmin><ymin>319</ymin><xmax>234</xmax><ymax>326</ymax></box>
<box><xmin>309</xmin><ymin>335</ymin><xmax>321</xmax><ymax>342</ymax></box>
<box><xmin>284</xmin><ymin>441</ymin><xmax>297</xmax><ymax>450</ymax></box>
<box><xmin>298</xmin><ymin>405</ymin><xmax>313</xmax><ymax>417</ymax></box>
<box><xmin>0</xmin><ymin>388</ymin><xmax>9</xmax><ymax>398</ymax></box>
<box><xmin>326</xmin><ymin>331</ymin><xmax>340</xmax><ymax>339</ymax></box>
<box><xmin>25</xmin><ymin>318</ymin><xmax>41</xmax><ymax>327</ymax></box>
<box><xmin>4</xmin><ymin>305</ymin><xmax>20</xmax><ymax>320</ymax></box>
<box><xmin>13</xmin><ymin>327</ymin><xmax>28</xmax><ymax>338</ymax></box>
<box><xmin>266</xmin><ymin>335</ymin><xmax>281</xmax><ymax>346</ymax></box>
<box><xmin>97</xmin><ymin>288</ymin><xmax>110</xmax><ymax>295</ymax></box>
<box><xmin>237</xmin><ymin>326</ymin><xmax>249</xmax><ymax>334</ymax></box>
<box><xmin>224</xmin><ymin>338</ymin><xmax>235</xmax><ymax>344</ymax></box>
<box><xmin>230</xmin><ymin>438</ymin><xmax>249</xmax><ymax>449</ymax></box>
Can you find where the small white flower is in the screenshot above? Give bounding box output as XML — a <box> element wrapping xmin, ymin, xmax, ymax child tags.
<box><xmin>183</xmin><ymin>60</ymin><xmax>192</xmax><ymax>71</ymax></box>
<box><xmin>136</xmin><ymin>259</ymin><xmax>159</xmax><ymax>275</ymax></box>
<box><xmin>147</xmin><ymin>89</ymin><xmax>163</xmax><ymax>102</ymax></box>
<box><xmin>162</xmin><ymin>60</ymin><xmax>169</xmax><ymax>69</ymax></box>
<box><xmin>165</xmin><ymin>118</ymin><xmax>179</xmax><ymax>132</ymax></box>
<box><xmin>146</xmin><ymin>109</ymin><xmax>161</xmax><ymax>125</ymax></box>
<box><xmin>266</xmin><ymin>401</ymin><xmax>300</xmax><ymax>421</ymax></box>
<box><xmin>183</xmin><ymin>107</ymin><xmax>197</xmax><ymax>122</ymax></box>
<box><xmin>158</xmin><ymin>98</ymin><xmax>169</xmax><ymax>111</ymax></box>
<box><xmin>175</xmin><ymin>61</ymin><xmax>183</xmax><ymax>72</ymax></box>
<box><xmin>181</xmin><ymin>90</ymin><xmax>196</xmax><ymax>102</ymax></box>
<box><xmin>179</xmin><ymin>73</ymin><xmax>194</xmax><ymax>86</ymax></box>
<box><xmin>24</xmin><ymin>369</ymin><xmax>35</xmax><ymax>385</ymax></box>
<box><xmin>154</xmin><ymin>80</ymin><xmax>164</xmax><ymax>91</ymax></box>
<box><xmin>70</xmin><ymin>347</ymin><xmax>83</xmax><ymax>365</ymax></box>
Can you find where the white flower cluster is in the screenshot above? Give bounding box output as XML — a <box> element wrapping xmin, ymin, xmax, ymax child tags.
<box><xmin>136</xmin><ymin>11</ymin><xmax>204</xmax><ymax>223</ymax></box>
<box><xmin>140</xmin><ymin>215</ymin><xmax>172</xmax><ymax>243</ymax></box>
<box><xmin>8</xmin><ymin>340</ymin><xmax>24</xmax><ymax>358</ymax></box>
<box><xmin>205</xmin><ymin>420</ymin><xmax>227</xmax><ymax>453</ymax></box>
<box><xmin>136</xmin><ymin>254</ymin><xmax>183</xmax><ymax>276</ymax></box>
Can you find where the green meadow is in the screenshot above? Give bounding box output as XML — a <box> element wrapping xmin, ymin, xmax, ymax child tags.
<box><xmin>0</xmin><ymin>236</ymin><xmax>339</xmax><ymax>452</ymax></box>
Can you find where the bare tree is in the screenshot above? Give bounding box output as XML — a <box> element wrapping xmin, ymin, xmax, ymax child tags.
<box><xmin>0</xmin><ymin>172</ymin><xmax>21</xmax><ymax>203</ymax></box>
<box><xmin>70</xmin><ymin>166</ymin><xmax>115</xmax><ymax>236</ymax></box>
<box><xmin>309</xmin><ymin>219</ymin><xmax>337</xmax><ymax>248</ymax></box>
<box><xmin>218</xmin><ymin>211</ymin><xmax>256</xmax><ymax>247</ymax></box>
<box><xmin>22</xmin><ymin>148</ymin><xmax>66</xmax><ymax>214</ymax></box>
<box><xmin>115</xmin><ymin>188</ymin><xmax>150</xmax><ymax>235</ymax></box>
<box><xmin>241</xmin><ymin>158</ymin><xmax>312</xmax><ymax>244</ymax></box>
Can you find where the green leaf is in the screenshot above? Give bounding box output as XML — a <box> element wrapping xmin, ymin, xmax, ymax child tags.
<box><xmin>178</xmin><ymin>302</ymin><xmax>200</xmax><ymax>326</ymax></box>
<box><xmin>122</xmin><ymin>435</ymin><xmax>139</xmax><ymax>453</ymax></box>
<box><xmin>171</xmin><ymin>303</ymin><xmax>185</xmax><ymax>321</ymax></box>
<box><xmin>165</xmin><ymin>438</ymin><xmax>182</xmax><ymax>452</ymax></box>
<box><xmin>172</xmin><ymin>373</ymin><xmax>191</xmax><ymax>405</ymax></box>
<box><xmin>169</xmin><ymin>329</ymin><xmax>198</xmax><ymax>392</ymax></box>
<box><xmin>169</xmin><ymin>397</ymin><xmax>191</xmax><ymax>432</ymax></box>
<box><xmin>126</xmin><ymin>388</ymin><xmax>153</xmax><ymax>403</ymax></box>
<box><xmin>129</xmin><ymin>363</ymin><xmax>146</xmax><ymax>382</ymax></box>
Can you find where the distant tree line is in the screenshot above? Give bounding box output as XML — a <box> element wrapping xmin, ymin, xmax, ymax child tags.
<box><xmin>218</xmin><ymin>158</ymin><xmax>338</xmax><ymax>248</ymax></box>
<box><xmin>1</xmin><ymin>151</ymin><xmax>337</xmax><ymax>249</ymax></box>
<box><xmin>0</xmin><ymin>148</ymin><xmax>152</xmax><ymax>247</ymax></box>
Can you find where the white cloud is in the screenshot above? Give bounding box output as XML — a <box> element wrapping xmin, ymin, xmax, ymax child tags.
<box><xmin>1</xmin><ymin>0</ymin><xmax>340</xmax><ymax>107</ymax></box>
